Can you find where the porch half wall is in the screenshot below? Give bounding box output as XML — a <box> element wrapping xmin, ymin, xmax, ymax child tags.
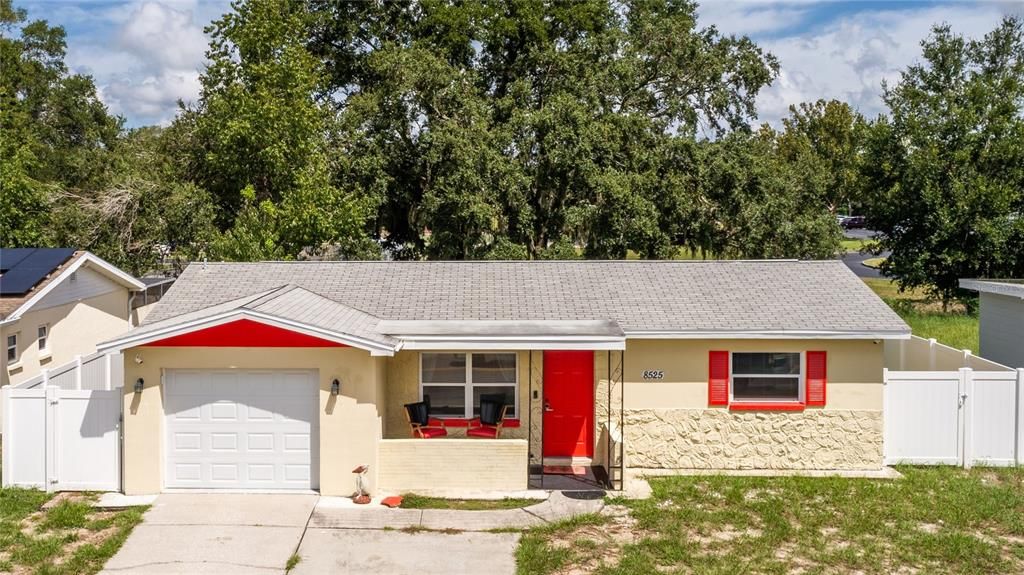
<box><xmin>378</xmin><ymin>439</ymin><xmax>528</xmax><ymax>494</ymax></box>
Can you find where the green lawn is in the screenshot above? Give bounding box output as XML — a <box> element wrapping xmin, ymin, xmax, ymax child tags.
<box><xmin>862</xmin><ymin>278</ymin><xmax>979</xmax><ymax>352</ymax></box>
<box><xmin>399</xmin><ymin>493</ymin><xmax>539</xmax><ymax>511</ymax></box>
<box><xmin>0</xmin><ymin>489</ymin><xmax>146</xmax><ymax>574</ymax></box>
<box><xmin>518</xmin><ymin>467</ymin><xmax>1024</xmax><ymax>574</ymax></box>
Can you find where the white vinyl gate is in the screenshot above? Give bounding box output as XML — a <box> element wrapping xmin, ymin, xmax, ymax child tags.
<box><xmin>2</xmin><ymin>386</ymin><xmax>121</xmax><ymax>491</ymax></box>
<box><xmin>884</xmin><ymin>368</ymin><xmax>1024</xmax><ymax>468</ymax></box>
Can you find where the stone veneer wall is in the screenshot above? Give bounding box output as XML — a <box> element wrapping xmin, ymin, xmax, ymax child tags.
<box><xmin>625</xmin><ymin>409</ymin><xmax>883</xmax><ymax>470</ymax></box>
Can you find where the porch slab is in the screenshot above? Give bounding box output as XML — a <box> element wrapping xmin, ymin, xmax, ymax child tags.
<box><xmin>291</xmin><ymin>529</ymin><xmax>519</xmax><ymax>575</ymax></box>
<box><xmin>419</xmin><ymin>508</ymin><xmax>545</xmax><ymax>531</ymax></box>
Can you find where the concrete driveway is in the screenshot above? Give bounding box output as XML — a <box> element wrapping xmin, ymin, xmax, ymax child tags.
<box><xmin>101</xmin><ymin>493</ymin><xmax>318</xmax><ymax>574</ymax></box>
<box><xmin>102</xmin><ymin>494</ymin><xmax>521</xmax><ymax>575</ymax></box>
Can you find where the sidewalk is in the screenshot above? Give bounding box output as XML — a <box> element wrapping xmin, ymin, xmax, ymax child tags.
<box><xmin>310</xmin><ymin>490</ymin><xmax>605</xmax><ymax>531</ymax></box>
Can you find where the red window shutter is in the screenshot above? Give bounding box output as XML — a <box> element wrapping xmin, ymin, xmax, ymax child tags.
<box><xmin>806</xmin><ymin>351</ymin><xmax>827</xmax><ymax>406</ymax></box>
<box><xmin>708</xmin><ymin>350</ymin><xmax>729</xmax><ymax>406</ymax></box>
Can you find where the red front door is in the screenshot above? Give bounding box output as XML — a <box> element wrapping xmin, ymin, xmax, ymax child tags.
<box><xmin>543</xmin><ymin>351</ymin><xmax>594</xmax><ymax>458</ymax></box>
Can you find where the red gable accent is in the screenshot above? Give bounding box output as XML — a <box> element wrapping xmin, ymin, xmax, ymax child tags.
<box><xmin>141</xmin><ymin>318</ymin><xmax>348</xmax><ymax>348</ymax></box>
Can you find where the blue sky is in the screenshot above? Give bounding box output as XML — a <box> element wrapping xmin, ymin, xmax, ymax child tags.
<box><xmin>16</xmin><ymin>0</ymin><xmax>1023</xmax><ymax>127</ymax></box>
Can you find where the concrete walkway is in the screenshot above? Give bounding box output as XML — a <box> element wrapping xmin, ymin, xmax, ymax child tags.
<box><xmin>102</xmin><ymin>491</ymin><xmax>604</xmax><ymax>575</ymax></box>
<box><xmin>310</xmin><ymin>491</ymin><xmax>603</xmax><ymax>531</ymax></box>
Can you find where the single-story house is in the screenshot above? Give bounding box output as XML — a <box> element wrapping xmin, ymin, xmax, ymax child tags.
<box><xmin>99</xmin><ymin>260</ymin><xmax>910</xmax><ymax>496</ymax></box>
<box><xmin>959</xmin><ymin>279</ymin><xmax>1024</xmax><ymax>368</ymax></box>
<box><xmin>1</xmin><ymin>249</ymin><xmax>148</xmax><ymax>388</ymax></box>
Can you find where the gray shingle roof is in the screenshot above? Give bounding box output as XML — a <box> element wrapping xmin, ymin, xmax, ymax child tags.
<box><xmin>125</xmin><ymin>284</ymin><xmax>397</xmax><ymax>348</ymax></box>
<box><xmin>138</xmin><ymin>260</ymin><xmax>908</xmax><ymax>337</ymax></box>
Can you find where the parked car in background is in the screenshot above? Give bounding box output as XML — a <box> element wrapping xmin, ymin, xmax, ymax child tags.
<box><xmin>842</xmin><ymin>216</ymin><xmax>867</xmax><ymax>229</ymax></box>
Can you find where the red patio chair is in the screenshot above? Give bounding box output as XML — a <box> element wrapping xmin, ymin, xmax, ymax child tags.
<box><xmin>467</xmin><ymin>398</ymin><xmax>509</xmax><ymax>439</ymax></box>
<box><xmin>404</xmin><ymin>401</ymin><xmax>447</xmax><ymax>438</ymax></box>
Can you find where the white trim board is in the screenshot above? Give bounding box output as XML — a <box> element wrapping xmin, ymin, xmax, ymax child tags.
<box><xmin>98</xmin><ymin>310</ymin><xmax>397</xmax><ymax>356</ymax></box>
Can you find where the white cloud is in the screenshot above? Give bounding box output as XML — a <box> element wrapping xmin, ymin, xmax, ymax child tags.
<box><xmin>43</xmin><ymin>0</ymin><xmax>227</xmax><ymax>125</ymax></box>
<box><xmin>697</xmin><ymin>2</ymin><xmax>811</xmax><ymax>36</ymax></box>
<box><xmin>742</xmin><ymin>3</ymin><xmax>1014</xmax><ymax>126</ymax></box>
<box><xmin>101</xmin><ymin>70</ymin><xmax>201</xmax><ymax>125</ymax></box>
<box><xmin>119</xmin><ymin>1</ymin><xmax>208</xmax><ymax>70</ymax></box>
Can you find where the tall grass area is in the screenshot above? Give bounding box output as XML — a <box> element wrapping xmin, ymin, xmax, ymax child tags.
<box><xmin>863</xmin><ymin>278</ymin><xmax>979</xmax><ymax>352</ymax></box>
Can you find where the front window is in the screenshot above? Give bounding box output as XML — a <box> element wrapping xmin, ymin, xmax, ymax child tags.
<box><xmin>731</xmin><ymin>352</ymin><xmax>802</xmax><ymax>402</ymax></box>
<box><xmin>6</xmin><ymin>334</ymin><xmax>17</xmax><ymax>363</ymax></box>
<box><xmin>37</xmin><ymin>325</ymin><xmax>48</xmax><ymax>352</ymax></box>
<box><xmin>420</xmin><ymin>352</ymin><xmax>518</xmax><ymax>418</ymax></box>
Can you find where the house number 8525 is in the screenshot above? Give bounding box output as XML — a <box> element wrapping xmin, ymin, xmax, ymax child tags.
<box><xmin>642</xmin><ymin>370</ymin><xmax>664</xmax><ymax>380</ymax></box>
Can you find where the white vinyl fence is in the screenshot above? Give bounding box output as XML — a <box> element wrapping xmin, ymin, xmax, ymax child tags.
<box><xmin>15</xmin><ymin>351</ymin><xmax>123</xmax><ymax>391</ymax></box>
<box><xmin>2</xmin><ymin>386</ymin><xmax>121</xmax><ymax>491</ymax></box>
<box><xmin>884</xmin><ymin>368</ymin><xmax>1024</xmax><ymax>468</ymax></box>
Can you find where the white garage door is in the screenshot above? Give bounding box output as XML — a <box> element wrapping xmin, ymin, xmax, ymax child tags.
<box><xmin>164</xmin><ymin>370</ymin><xmax>319</xmax><ymax>490</ymax></box>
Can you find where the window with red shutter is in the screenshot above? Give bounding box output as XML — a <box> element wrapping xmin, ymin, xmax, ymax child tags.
<box><xmin>805</xmin><ymin>351</ymin><xmax>827</xmax><ymax>406</ymax></box>
<box><xmin>708</xmin><ymin>350</ymin><xmax>729</xmax><ymax>406</ymax></box>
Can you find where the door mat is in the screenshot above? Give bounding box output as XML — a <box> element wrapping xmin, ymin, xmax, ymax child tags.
<box><xmin>543</xmin><ymin>465</ymin><xmax>588</xmax><ymax>476</ymax></box>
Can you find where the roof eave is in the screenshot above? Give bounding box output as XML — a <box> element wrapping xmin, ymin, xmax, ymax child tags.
<box><xmin>99</xmin><ymin>309</ymin><xmax>397</xmax><ymax>356</ymax></box>
<box><xmin>624</xmin><ymin>330</ymin><xmax>912</xmax><ymax>340</ymax></box>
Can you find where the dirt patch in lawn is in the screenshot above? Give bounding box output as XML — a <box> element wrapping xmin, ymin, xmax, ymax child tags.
<box><xmin>545</xmin><ymin>505</ymin><xmax>651</xmax><ymax>575</ymax></box>
<box><xmin>0</xmin><ymin>489</ymin><xmax>148</xmax><ymax>575</ymax></box>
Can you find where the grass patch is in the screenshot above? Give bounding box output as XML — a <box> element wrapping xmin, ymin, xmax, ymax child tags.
<box><xmin>0</xmin><ymin>489</ymin><xmax>147</xmax><ymax>575</ymax></box>
<box><xmin>864</xmin><ymin>278</ymin><xmax>979</xmax><ymax>352</ymax></box>
<box><xmin>399</xmin><ymin>493</ymin><xmax>539</xmax><ymax>510</ymax></box>
<box><xmin>862</xmin><ymin>256</ymin><xmax>886</xmax><ymax>269</ymax></box>
<box><xmin>840</xmin><ymin>237</ymin><xmax>873</xmax><ymax>252</ymax></box>
<box><xmin>285</xmin><ymin>553</ymin><xmax>301</xmax><ymax>572</ymax></box>
<box><xmin>518</xmin><ymin>467</ymin><xmax>1024</xmax><ymax>574</ymax></box>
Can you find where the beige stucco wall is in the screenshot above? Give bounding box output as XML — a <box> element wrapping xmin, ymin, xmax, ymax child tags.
<box><xmin>3</xmin><ymin>290</ymin><xmax>131</xmax><ymax>387</ymax></box>
<box><xmin>121</xmin><ymin>346</ymin><xmax>386</xmax><ymax>496</ymax></box>
<box><xmin>377</xmin><ymin>439</ymin><xmax>528</xmax><ymax>493</ymax></box>
<box><xmin>382</xmin><ymin>350</ymin><xmax>531</xmax><ymax>441</ymax></box>
<box><xmin>621</xmin><ymin>339</ymin><xmax>885</xmax><ymax>470</ymax></box>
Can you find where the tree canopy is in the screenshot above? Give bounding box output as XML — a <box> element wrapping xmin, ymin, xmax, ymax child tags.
<box><xmin>1</xmin><ymin>0</ymin><xmax>1021</xmax><ymax>304</ymax></box>
<box><xmin>862</xmin><ymin>18</ymin><xmax>1024</xmax><ymax>301</ymax></box>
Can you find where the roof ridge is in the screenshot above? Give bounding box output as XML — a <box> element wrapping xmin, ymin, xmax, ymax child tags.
<box><xmin>186</xmin><ymin>259</ymin><xmax>842</xmax><ymax>266</ymax></box>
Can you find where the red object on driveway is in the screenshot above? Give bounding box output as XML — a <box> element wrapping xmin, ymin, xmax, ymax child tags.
<box><xmin>381</xmin><ymin>496</ymin><xmax>403</xmax><ymax>508</ymax></box>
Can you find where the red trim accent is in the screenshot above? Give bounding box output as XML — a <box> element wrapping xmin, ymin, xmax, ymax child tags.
<box><xmin>140</xmin><ymin>319</ymin><xmax>348</xmax><ymax>348</ymax></box>
<box><xmin>708</xmin><ymin>350</ymin><xmax>729</xmax><ymax>406</ymax></box>
<box><xmin>437</xmin><ymin>418</ymin><xmax>520</xmax><ymax>428</ymax></box>
<box><xmin>729</xmin><ymin>402</ymin><xmax>806</xmax><ymax>412</ymax></box>
<box><xmin>806</xmin><ymin>350</ymin><xmax>827</xmax><ymax>406</ymax></box>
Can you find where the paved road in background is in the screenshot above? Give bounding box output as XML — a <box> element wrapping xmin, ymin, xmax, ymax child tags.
<box><xmin>841</xmin><ymin>230</ymin><xmax>889</xmax><ymax>279</ymax></box>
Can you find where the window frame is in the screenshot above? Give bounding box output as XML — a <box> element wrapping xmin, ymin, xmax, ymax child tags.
<box><xmin>419</xmin><ymin>352</ymin><xmax>519</xmax><ymax>420</ymax></box>
<box><xmin>6</xmin><ymin>333</ymin><xmax>18</xmax><ymax>363</ymax></box>
<box><xmin>37</xmin><ymin>324</ymin><xmax>48</xmax><ymax>353</ymax></box>
<box><xmin>728</xmin><ymin>351</ymin><xmax>805</xmax><ymax>405</ymax></box>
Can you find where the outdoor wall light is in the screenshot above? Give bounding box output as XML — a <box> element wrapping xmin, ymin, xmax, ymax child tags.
<box><xmin>134</xmin><ymin>378</ymin><xmax>144</xmax><ymax>393</ymax></box>
<box><xmin>133</xmin><ymin>354</ymin><xmax>143</xmax><ymax>365</ymax></box>
<box><xmin>331</xmin><ymin>378</ymin><xmax>341</xmax><ymax>396</ymax></box>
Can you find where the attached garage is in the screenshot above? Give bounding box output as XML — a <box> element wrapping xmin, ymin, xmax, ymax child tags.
<box><xmin>163</xmin><ymin>369</ymin><xmax>319</xmax><ymax>490</ymax></box>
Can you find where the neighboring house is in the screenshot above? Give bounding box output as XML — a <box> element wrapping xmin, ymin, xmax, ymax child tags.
<box><xmin>99</xmin><ymin>260</ymin><xmax>910</xmax><ymax>496</ymax></box>
<box><xmin>0</xmin><ymin>249</ymin><xmax>147</xmax><ymax>388</ymax></box>
<box><xmin>959</xmin><ymin>279</ymin><xmax>1024</xmax><ymax>368</ymax></box>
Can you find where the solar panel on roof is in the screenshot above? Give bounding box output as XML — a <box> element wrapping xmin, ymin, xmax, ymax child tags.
<box><xmin>0</xmin><ymin>248</ymin><xmax>76</xmax><ymax>295</ymax></box>
<box><xmin>0</xmin><ymin>248</ymin><xmax>36</xmax><ymax>272</ymax></box>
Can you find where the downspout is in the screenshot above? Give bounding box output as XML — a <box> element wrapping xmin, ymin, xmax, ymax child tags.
<box><xmin>127</xmin><ymin>292</ymin><xmax>137</xmax><ymax>328</ymax></box>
